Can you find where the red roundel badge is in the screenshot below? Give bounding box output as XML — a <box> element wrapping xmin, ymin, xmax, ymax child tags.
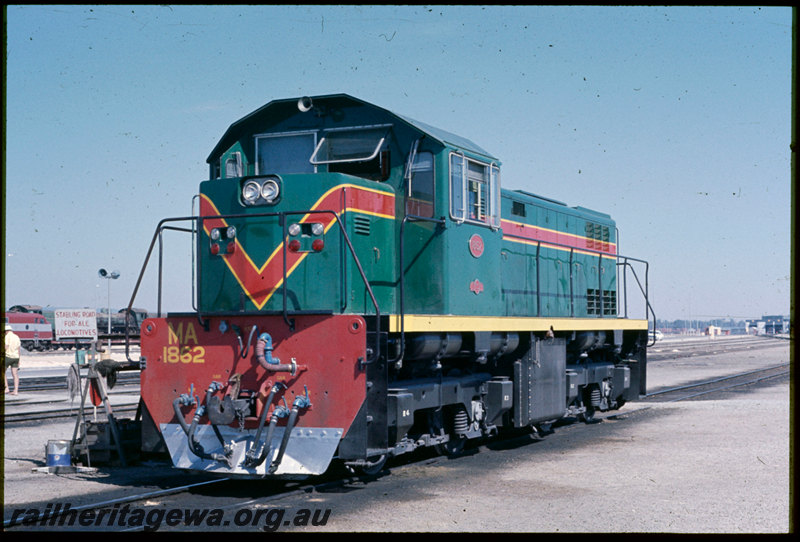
<box><xmin>469</xmin><ymin>234</ymin><xmax>484</xmax><ymax>258</ymax></box>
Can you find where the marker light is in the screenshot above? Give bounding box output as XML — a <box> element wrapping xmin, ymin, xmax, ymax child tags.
<box><xmin>312</xmin><ymin>239</ymin><xmax>325</xmax><ymax>252</ymax></box>
<box><xmin>210</xmin><ymin>228</ymin><xmax>221</xmax><ymax>241</ymax></box>
<box><xmin>210</xmin><ymin>243</ymin><xmax>220</xmax><ymax>255</ymax></box>
<box><xmin>288</xmin><ymin>223</ymin><xmax>302</xmax><ymax>237</ymax></box>
<box><xmin>226</xmin><ymin>226</ymin><xmax>237</xmax><ymax>239</ymax></box>
<box><xmin>226</xmin><ymin>242</ymin><xmax>236</xmax><ymax>254</ymax></box>
<box><xmin>288</xmin><ymin>240</ymin><xmax>301</xmax><ymax>252</ymax></box>
<box><xmin>310</xmin><ymin>223</ymin><xmax>324</xmax><ymax>236</ymax></box>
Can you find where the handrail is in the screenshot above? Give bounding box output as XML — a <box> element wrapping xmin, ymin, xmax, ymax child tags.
<box><xmin>125</xmin><ymin>209</ymin><xmax>382</xmax><ymax>365</ymax></box>
<box><xmin>501</xmin><ymin>230</ymin><xmax>653</xmax><ymax>329</ymax></box>
<box><xmin>125</xmin><ymin>210</ymin><xmax>655</xmax><ymax>363</ymax></box>
<box><xmin>125</xmin><ymin>217</ymin><xmax>196</xmax><ymax>362</ymax></box>
<box><xmin>617</xmin><ymin>257</ymin><xmax>657</xmax><ymax>347</ymax></box>
<box><xmin>388</xmin><ymin>214</ymin><xmax>446</xmax><ymax>365</ymax></box>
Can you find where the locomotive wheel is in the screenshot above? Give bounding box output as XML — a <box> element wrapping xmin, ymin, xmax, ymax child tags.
<box><xmin>578</xmin><ymin>406</ymin><xmax>596</xmax><ymax>424</ymax></box>
<box><xmin>578</xmin><ymin>385</ymin><xmax>599</xmax><ymax>424</ymax></box>
<box><xmin>428</xmin><ymin>408</ymin><xmax>466</xmax><ymax>456</ymax></box>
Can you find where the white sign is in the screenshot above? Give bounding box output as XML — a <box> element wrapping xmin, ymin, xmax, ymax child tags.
<box><xmin>55</xmin><ymin>309</ymin><xmax>98</xmax><ymax>341</ymax></box>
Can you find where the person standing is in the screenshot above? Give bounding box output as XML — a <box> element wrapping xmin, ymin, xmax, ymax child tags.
<box><xmin>4</xmin><ymin>323</ymin><xmax>21</xmax><ymax>395</ymax></box>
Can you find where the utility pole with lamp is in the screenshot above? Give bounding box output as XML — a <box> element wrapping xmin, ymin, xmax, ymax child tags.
<box><xmin>98</xmin><ymin>268</ymin><xmax>120</xmax><ymax>353</ymax></box>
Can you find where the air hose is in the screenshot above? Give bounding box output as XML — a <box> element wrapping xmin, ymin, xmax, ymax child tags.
<box><xmin>268</xmin><ymin>387</ymin><xmax>312</xmax><ymax>474</ymax></box>
<box><xmin>243</xmin><ymin>382</ymin><xmax>284</xmax><ymax>468</ymax></box>
<box><xmin>184</xmin><ymin>382</ymin><xmax>231</xmax><ymax>465</ymax></box>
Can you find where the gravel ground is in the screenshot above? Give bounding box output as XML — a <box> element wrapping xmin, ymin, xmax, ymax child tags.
<box><xmin>271</xmin><ymin>379</ymin><xmax>790</xmax><ymax>533</ymax></box>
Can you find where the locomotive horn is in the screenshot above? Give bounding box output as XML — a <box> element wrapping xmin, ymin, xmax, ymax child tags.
<box><xmin>297</xmin><ymin>96</ymin><xmax>313</xmax><ymax>112</ymax></box>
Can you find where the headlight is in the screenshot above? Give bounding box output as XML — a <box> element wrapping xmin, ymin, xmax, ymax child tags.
<box><xmin>260</xmin><ymin>179</ymin><xmax>280</xmax><ymax>202</ymax></box>
<box><xmin>226</xmin><ymin>226</ymin><xmax>237</xmax><ymax>239</ymax></box>
<box><xmin>210</xmin><ymin>228</ymin><xmax>221</xmax><ymax>241</ymax></box>
<box><xmin>288</xmin><ymin>223</ymin><xmax>301</xmax><ymax>236</ymax></box>
<box><xmin>310</xmin><ymin>223</ymin><xmax>324</xmax><ymax>236</ymax></box>
<box><xmin>242</xmin><ymin>180</ymin><xmax>261</xmax><ymax>204</ymax></box>
<box><xmin>241</xmin><ymin>177</ymin><xmax>281</xmax><ymax>205</ymax></box>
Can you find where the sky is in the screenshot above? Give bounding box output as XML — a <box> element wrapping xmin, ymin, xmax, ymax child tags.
<box><xmin>3</xmin><ymin>5</ymin><xmax>793</xmax><ymax>322</ymax></box>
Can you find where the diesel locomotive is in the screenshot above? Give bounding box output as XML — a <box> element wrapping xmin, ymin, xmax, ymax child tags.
<box><xmin>4</xmin><ymin>305</ymin><xmax>149</xmax><ymax>351</ymax></box>
<box><xmin>130</xmin><ymin>94</ymin><xmax>654</xmax><ymax>477</ymax></box>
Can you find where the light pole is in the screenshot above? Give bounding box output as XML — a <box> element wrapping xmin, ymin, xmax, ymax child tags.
<box><xmin>98</xmin><ymin>268</ymin><xmax>120</xmax><ymax>352</ymax></box>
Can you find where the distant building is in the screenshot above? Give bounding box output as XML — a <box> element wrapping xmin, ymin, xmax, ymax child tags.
<box><xmin>746</xmin><ymin>315</ymin><xmax>789</xmax><ymax>335</ymax></box>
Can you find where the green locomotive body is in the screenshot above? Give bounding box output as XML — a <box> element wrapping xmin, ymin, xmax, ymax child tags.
<box><xmin>137</xmin><ymin>94</ymin><xmax>653</xmax><ymax>476</ymax></box>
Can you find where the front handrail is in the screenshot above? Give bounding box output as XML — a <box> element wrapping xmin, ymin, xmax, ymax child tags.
<box><xmin>125</xmin><ymin>217</ymin><xmax>195</xmax><ymax>362</ymax></box>
<box><xmin>125</xmin><ymin>209</ymin><xmax>382</xmax><ymax>365</ymax></box>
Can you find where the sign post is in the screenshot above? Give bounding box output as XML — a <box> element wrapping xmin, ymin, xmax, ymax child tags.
<box><xmin>54</xmin><ymin>309</ymin><xmax>98</xmax><ymax>342</ymax></box>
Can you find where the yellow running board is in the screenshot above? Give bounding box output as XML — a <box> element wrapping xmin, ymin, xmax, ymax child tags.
<box><xmin>388</xmin><ymin>315</ymin><xmax>649</xmax><ymax>333</ymax></box>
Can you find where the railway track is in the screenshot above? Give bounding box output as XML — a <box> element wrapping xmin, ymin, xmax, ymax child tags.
<box><xmin>640</xmin><ymin>362</ymin><xmax>790</xmax><ymax>403</ymax></box>
<box><xmin>17</xmin><ymin>372</ymin><xmax>141</xmax><ymax>392</ymax></box>
<box><xmin>3</xmin><ymin>359</ymin><xmax>789</xmax><ymax>531</ymax></box>
<box><xmin>3</xmin><ymin>336</ymin><xmax>787</xmax><ymax>425</ymax></box>
<box><xmin>646</xmin><ymin>335</ymin><xmax>787</xmax><ymax>362</ymax></box>
<box><xmin>21</xmin><ymin>338</ymin><xmax>141</xmax><ymax>354</ymax></box>
<box><xmin>2</xmin><ymin>402</ymin><xmax>141</xmax><ymax>424</ymax></box>
<box><xmin>3</xmin><ymin>374</ymin><xmax>141</xmax><ymax>424</ymax></box>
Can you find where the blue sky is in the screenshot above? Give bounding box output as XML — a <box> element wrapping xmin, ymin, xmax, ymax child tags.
<box><xmin>3</xmin><ymin>5</ymin><xmax>792</xmax><ymax>321</ymax></box>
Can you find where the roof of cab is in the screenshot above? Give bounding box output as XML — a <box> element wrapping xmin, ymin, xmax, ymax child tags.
<box><xmin>207</xmin><ymin>93</ymin><xmax>498</xmax><ymax>164</ymax></box>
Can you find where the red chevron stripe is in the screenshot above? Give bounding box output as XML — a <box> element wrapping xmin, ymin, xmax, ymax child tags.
<box><xmin>200</xmin><ymin>184</ymin><xmax>395</xmax><ymax>309</ymax></box>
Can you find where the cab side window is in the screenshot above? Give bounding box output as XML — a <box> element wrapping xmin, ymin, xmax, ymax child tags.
<box><xmin>224</xmin><ymin>152</ymin><xmax>243</xmax><ymax>178</ymax></box>
<box><xmin>406</xmin><ymin>151</ymin><xmax>434</xmax><ymax>217</ymax></box>
<box><xmin>450</xmin><ymin>153</ymin><xmax>500</xmax><ymax>228</ymax></box>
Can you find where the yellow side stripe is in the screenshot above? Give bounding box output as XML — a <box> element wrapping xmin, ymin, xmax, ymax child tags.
<box><xmin>387</xmin><ymin>314</ymin><xmax>649</xmax><ymax>333</ymax></box>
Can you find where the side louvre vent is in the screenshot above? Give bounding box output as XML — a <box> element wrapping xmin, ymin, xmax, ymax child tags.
<box><xmin>585</xmin><ymin>223</ymin><xmax>595</xmax><ymax>250</ymax></box>
<box><xmin>587</xmin><ymin>288</ymin><xmax>600</xmax><ymax>315</ymax></box>
<box><xmin>587</xmin><ymin>289</ymin><xmax>617</xmax><ymax>316</ymax></box>
<box><xmin>603</xmin><ymin>289</ymin><xmax>617</xmax><ymax>316</ymax></box>
<box><xmin>585</xmin><ymin>222</ymin><xmax>611</xmax><ymax>252</ymax></box>
<box><xmin>353</xmin><ymin>215</ymin><xmax>371</xmax><ymax>236</ymax></box>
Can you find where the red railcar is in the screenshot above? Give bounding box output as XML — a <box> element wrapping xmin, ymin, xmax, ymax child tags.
<box><xmin>3</xmin><ymin>311</ymin><xmax>54</xmax><ymax>351</ymax></box>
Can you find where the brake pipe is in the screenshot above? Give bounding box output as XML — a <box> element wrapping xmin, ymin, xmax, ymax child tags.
<box><xmin>255</xmin><ymin>332</ymin><xmax>307</xmax><ymax>374</ymax></box>
<box><xmin>248</xmin><ymin>398</ymin><xmax>290</xmax><ymax>470</ymax></box>
<box><xmin>186</xmin><ymin>382</ymin><xmax>230</xmax><ymax>465</ymax></box>
<box><xmin>172</xmin><ymin>393</ymin><xmax>196</xmax><ymax>436</ymax></box>
<box><xmin>243</xmin><ymin>382</ymin><xmax>284</xmax><ymax>468</ymax></box>
<box><xmin>268</xmin><ymin>386</ymin><xmax>312</xmax><ymax>474</ymax></box>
